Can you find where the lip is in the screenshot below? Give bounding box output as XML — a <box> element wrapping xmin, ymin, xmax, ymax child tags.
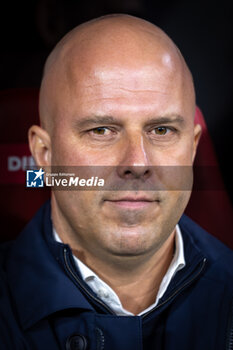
<box><xmin>104</xmin><ymin>197</ymin><xmax>159</xmax><ymax>209</ymax></box>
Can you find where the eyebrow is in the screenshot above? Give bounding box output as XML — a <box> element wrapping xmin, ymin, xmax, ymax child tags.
<box><xmin>74</xmin><ymin>116</ymin><xmax>118</xmax><ymax>129</ymax></box>
<box><xmin>144</xmin><ymin>115</ymin><xmax>185</xmax><ymax>126</ymax></box>
<box><xmin>73</xmin><ymin>114</ymin><xmax>185</xmax><ymax>129</ymax></box>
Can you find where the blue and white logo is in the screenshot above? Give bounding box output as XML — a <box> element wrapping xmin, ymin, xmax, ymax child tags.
<box><xmin>26</xmin><ymin>168</ymin><xmax>45</xmax><ymax>187</ymax></box>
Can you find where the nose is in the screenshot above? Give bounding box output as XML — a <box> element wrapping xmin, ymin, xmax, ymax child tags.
<box><xmin>116</xmin><ymin>134</ymin><xmax>151</xmax><ymax>180</ymax></box>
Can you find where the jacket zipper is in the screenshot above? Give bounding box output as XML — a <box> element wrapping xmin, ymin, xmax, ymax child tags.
<box><xmin>141</xmin><ymin>258</ymin><xmax>207</xmax><ymax>319</ymax></box>
<box><xmin>226</xmin><ymin>299</ymin><xmax>233</xmax><ymax>350</ymax></box>
<box><xmin>63</xmin><ymin>247</ymin><xmax>116</xmax><ymax>315</ymax></box>
<box><xmin>64</xmin><ymin>247</ymin><xmax>207</xmax><ymax>319</ymax></box>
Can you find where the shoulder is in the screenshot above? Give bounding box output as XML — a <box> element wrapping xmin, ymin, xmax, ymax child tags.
<box><xmin>0</xmin><ymin>201</ymin><xmax>52</xmax><ymax>348</ymax></box>
<box><xmin>179</xmin><ymin>214</ymin><xmax>233</xmax><ymax>257</ymax></box>
<box><xmin>0</xmin><ymin>240</ymin><xmax>15</xmax><ymax>273</ymax></box>
<box><xmin>179</xmin><ymin>214</ymin><xmax>233</xmax><ymax>285</ymax></box>
<box><xmin>0</xmin><ymin>242</ymin><xmax>26</xmax><ymax>348</ymax></box>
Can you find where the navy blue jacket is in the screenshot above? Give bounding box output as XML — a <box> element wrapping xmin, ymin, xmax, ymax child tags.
<box><xmin>0</xmin><ymin>201</ymin><xmax>233</xmax><ymax>350</ymax></box>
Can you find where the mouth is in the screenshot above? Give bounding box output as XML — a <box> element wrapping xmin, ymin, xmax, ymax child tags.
<box><xmin>104</xmin><ymin>196</ymin><xmax>160</xmax><ymax>209</ymax></box>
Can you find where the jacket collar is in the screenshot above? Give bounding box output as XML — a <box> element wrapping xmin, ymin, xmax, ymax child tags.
<box><xmin>6</xmin><ymin>201</ymin><xmax>95</xmax><ymax>330</ymax></box>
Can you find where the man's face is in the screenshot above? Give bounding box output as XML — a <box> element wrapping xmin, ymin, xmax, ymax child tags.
<box><xmin>49</xmin><ymin>52</ymin><xmax>200</xmax><ymax>261</ymax></box>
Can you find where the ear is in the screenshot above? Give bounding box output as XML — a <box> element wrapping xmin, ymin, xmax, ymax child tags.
<box><xmin>192</xmin><ymin>123</ymin><xmax>202</xmax><ymax>163</ymax></box>
<box><xmin>28</xmin><ymin>125</ymin><xmax>51</xmax><ymax>167</ymax></box>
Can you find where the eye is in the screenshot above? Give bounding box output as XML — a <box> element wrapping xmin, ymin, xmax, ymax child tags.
<box><xmin>91</xmin><ymin>127</ymin><xmax>110</xmax><ymax>135</ymax></box>
<box><xmin>152</xmin><ymin>127</ymin><xmax>170</xmax><ymax>135</ymax></box>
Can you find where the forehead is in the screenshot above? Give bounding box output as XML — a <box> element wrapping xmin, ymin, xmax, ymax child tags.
<box><xmin>40</xmin><ymin>20</ymin><xmax>195</xmax><ymax>129</ymax></box>
<box><xmin>63</xmin><ymin>58</ymin><xmax>188</xmax><ymax>119</ymax></box>
<box><xmin>69</xmin><ymin>62</ymin><xmax>178</xmax><ymax>89</ymax></box>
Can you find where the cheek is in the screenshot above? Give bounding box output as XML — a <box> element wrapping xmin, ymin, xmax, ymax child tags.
<box><xmin>158</xmin><ymin>137</ymin><xmax>194</xmax><ymax>166</ymax></box>
<box><xmin>54</xmin><ymin>190</ymin><xmax>100</xmax><ymax>228</ymax></box>
<box><xmin>160</xmin><ymin>190</ymin><xmax>191</xmax><ymax>226</ymax></box>
<box><xmin>51</xmin><ymin>135</ymin><xmax>116</xmax><ymax>166</ymax></box>
<box><xmin>51</xmin><ymin>134</ymin><xmax>86</xmax><ymax>165</ymax></box>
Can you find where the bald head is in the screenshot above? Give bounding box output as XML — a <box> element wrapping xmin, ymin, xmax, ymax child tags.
<box><xmin>39</xmin><ymin>14</ymin><xmax>195</xmax><ymax>132</ymax></box>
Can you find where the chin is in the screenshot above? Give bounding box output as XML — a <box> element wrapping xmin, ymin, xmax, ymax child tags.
<box><xmin>105</xmin><ymin>226</ymin><xmax>160</xmax><ymax>257</ymax></box>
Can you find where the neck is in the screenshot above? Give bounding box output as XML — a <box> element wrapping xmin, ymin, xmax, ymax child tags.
<box><xmin>74</xmin><ymin>231</ymin><xmax>175</xmax><ymax>315</ymax></box>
